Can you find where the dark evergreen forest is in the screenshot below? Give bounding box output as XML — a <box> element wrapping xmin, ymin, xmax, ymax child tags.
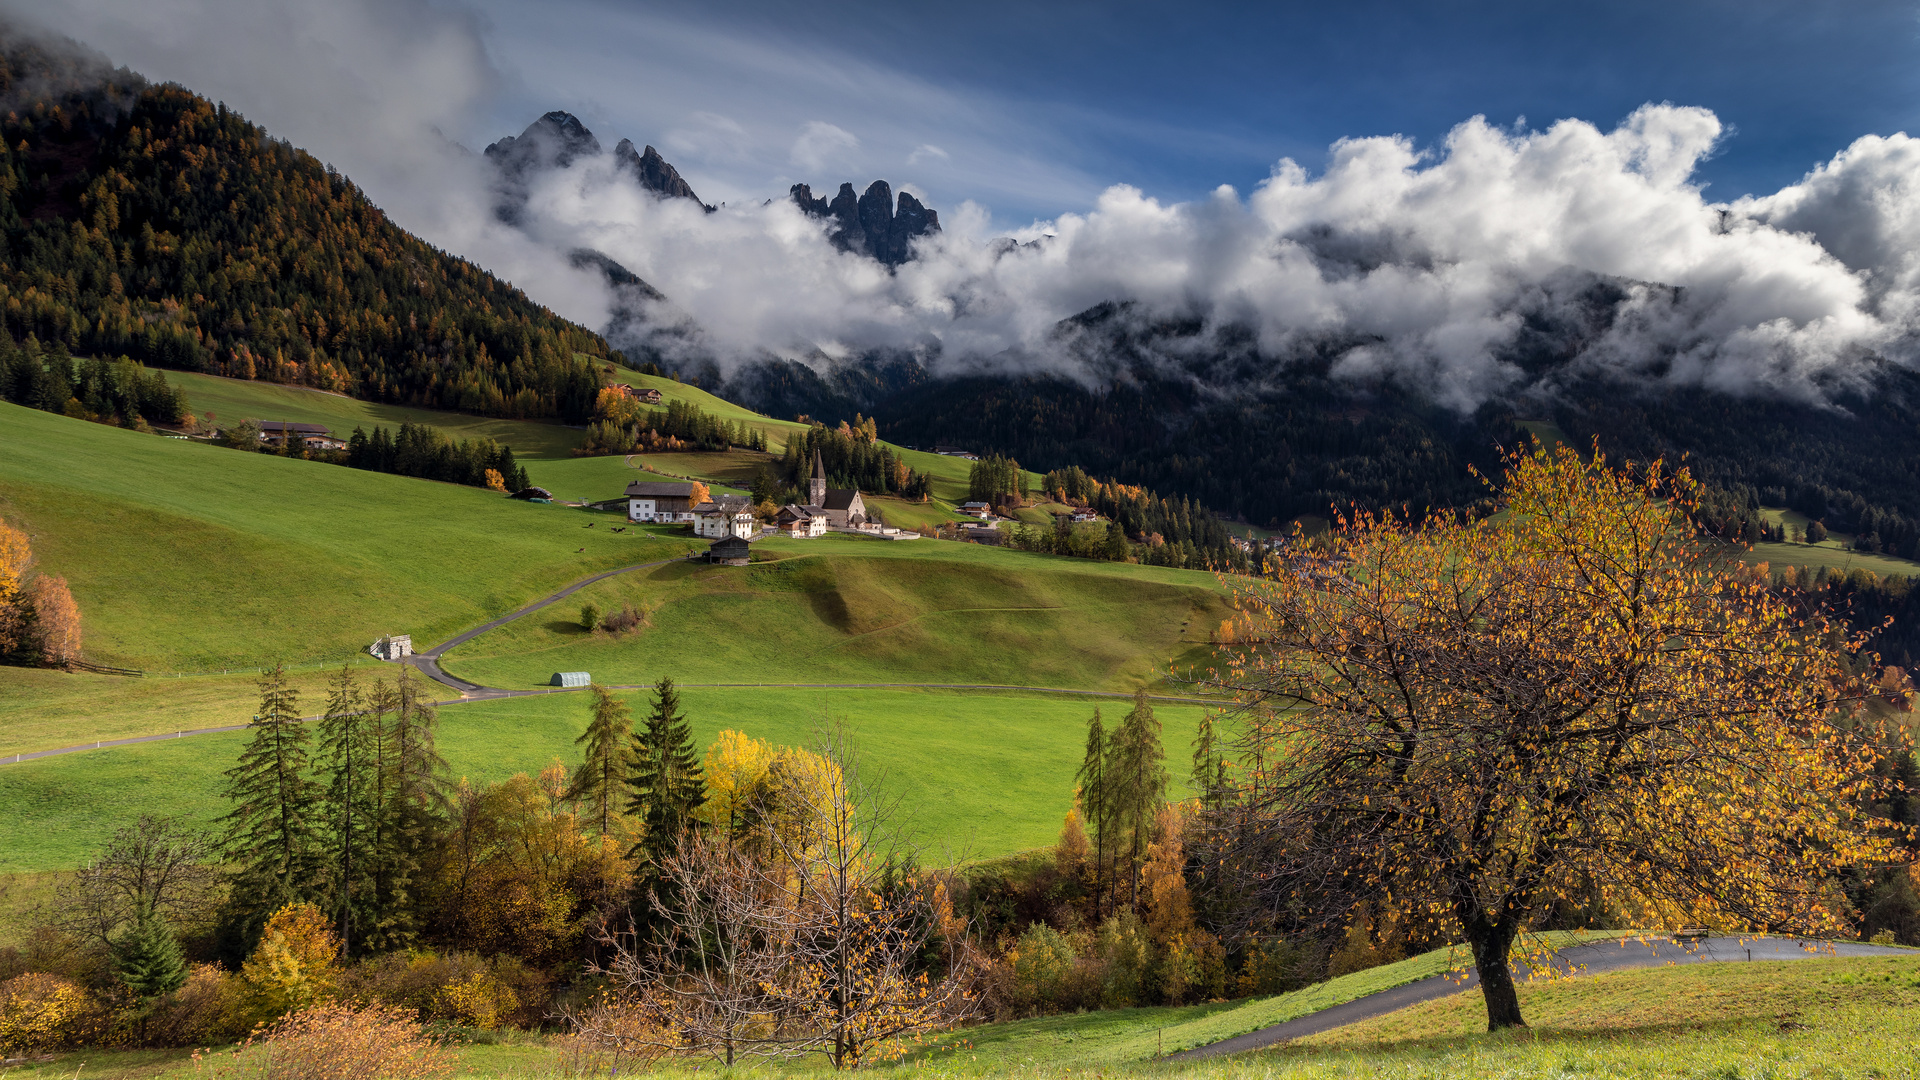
<box><xmin>0</xmin><ymin>36</ymin><xmax>609</xmax><ymax>422</ymax></box>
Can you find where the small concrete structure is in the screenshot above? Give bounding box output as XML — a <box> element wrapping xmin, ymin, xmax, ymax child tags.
<box><xmin>550</xmin><ymin>671</ymin><xmax>592</xmax><ymax>687</ymax></box>
<box><xmin>369</xmin><ymin>635</ymin><xmax>413</xmax><ymax>661</ymax></box>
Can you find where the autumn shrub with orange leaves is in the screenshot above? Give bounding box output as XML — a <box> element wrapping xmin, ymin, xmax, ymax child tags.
<box><xmin>1205</xmin><ymin>443</ymin><xmax>1910</xmax><ymax>1031</ymax></box>
<box><xmin>192</xmin><ymin>1002</ymin><xmax>452</xmax><ymax>1080</ymax></box>
<box><xmin>0</xmin><ymin>972</ymin><xmax>105</xmax><ymax>1054</ymax></box>
<box><xmin>0</xmin><ymin>515</ymin><xmax>84</xmax><ymax>668</ymax></box>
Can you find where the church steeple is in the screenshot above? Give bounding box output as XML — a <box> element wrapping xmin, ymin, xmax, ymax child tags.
<box><xmin>809</xmin><ymin>448</ymin><xmax>827</xmax><ymax>507</ymax></box>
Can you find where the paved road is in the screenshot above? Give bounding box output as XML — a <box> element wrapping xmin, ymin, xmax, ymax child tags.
<box><xmin>1168</xmin><ymin>935</ymin><xmax>1912</xmax><ymax>1060</ymax></box>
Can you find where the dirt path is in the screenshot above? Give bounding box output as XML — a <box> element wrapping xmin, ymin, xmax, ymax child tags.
<box><xmin>1167</xmin><ymin>936</ymin><xmax>1912</xmax><ymax>1060</ymax></box>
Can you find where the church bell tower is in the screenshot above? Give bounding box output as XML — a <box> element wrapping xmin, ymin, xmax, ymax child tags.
<box><xmin>809</xmin><ymin>448</ymin><xmax>828</xmax><ymax>507</ymax></box>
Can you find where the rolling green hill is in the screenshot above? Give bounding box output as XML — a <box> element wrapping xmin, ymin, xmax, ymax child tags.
<box><xmin>439</xmin><ymin>536</ymin><xmax>1228</xmax><ymax>692</ymax></box>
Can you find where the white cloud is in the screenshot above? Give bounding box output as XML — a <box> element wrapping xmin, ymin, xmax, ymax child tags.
<box><xmin>907</xmin><ymin>143</ymin><xmax>950</xmax><ymax>165</ymax></box>
<box><xmin>789</xmin><ymin>120</ymin><xmax>861</xmax><ymax>174</ymax></box>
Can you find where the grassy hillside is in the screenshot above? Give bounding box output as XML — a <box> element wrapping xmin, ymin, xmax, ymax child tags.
<box><xmin>439</xmin><ymin>535</ymin><xmax>1230</xmax><ymax>692</ymax></box>
<box><xmin>0</xmin><ymin>402</ymin><xmax>687</xmax><ymax>669</ymax></box>
<box><xmin>165</xmin><ymin>370</ymin><xmax>584</xmax><ymax>460</ymax></box>
<box><xmin>0</xmin><ymin>686</ymin><xmax>1209</xmax><ymax>872</ymax></box>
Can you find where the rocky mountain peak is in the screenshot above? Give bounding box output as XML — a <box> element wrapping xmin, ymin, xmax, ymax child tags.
<box><xmin>483</xmin><ymin>110</ymin><xmax>602</xmax><ymax>179</ymax></box>
<box><xmin>789</xmin><ymin>179</ymin><xmax>941</xmax><ymax>267</ymax></box>
<box><xmin>613</xmin><ymin>138</ymin><xmax>710</xmax><ymax>208</ymax></box>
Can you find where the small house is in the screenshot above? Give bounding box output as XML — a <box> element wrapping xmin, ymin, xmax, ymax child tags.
<box><xmin>776</xmin><ymin>504</ymin><xmax>827</xmax><ymax>537</ymax></box>
<box><xmin>960</xmin><ymin>501</ymin><xmax>992</xmax><ymax>517</ymax></box>
<box><xmin>258</xmin><ymin>421</ymin><xmax>332</xmax><ymax>448</ymax></box>
<box><xmin>707</xmin><ymin>534</ymin><xmax>752</xmax><ymax>566</ymax></box>
<box><xmin>623</xmin><ymin>480</ymin><xmax>698</xmax><ymax>523</ymax></box>
<box><xmin>369</xmin><ymin>634</ymin><xmax>413</xmax><ymax>661</ymax></box>
<box><xmin>550</xmin><ymin>671</ymin><xmax>592</xmax><ymax>687</ymax></box>
<box><xmin>693</xmin><ymin>495</ymin><xmax>756</xmax><ymax>539</ymax></box>
<box><xmin>510</xmin><ymin>486</ymin><xmax>556</xmax><ymax>501</ymax></box>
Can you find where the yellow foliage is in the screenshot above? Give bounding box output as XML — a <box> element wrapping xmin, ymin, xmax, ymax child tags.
<box><xmin>432</xmin><ymin>970</ymin><xmax>517</xmax><ymax>1030</ymax></box>
<box><xmin>241</xmin><ymin>902</ymin><xmax>342</xmax><ymax>1021</ymax></box>
<box><xmin>0</xmin><ymin>972</ymin><xmax>95</xmax><ymax>1053</ymax></box>
<box><xmin>0</xmin><ymin>517</ymin><xmax>29</xmax><ymax>598</ymax></box>
<box><xmin>1141</xmin><ymin>804</ymin><xmax>1193</xmax><ymax>947</ymax></box>
<box><xmin>1054</xmin><ymin>801</ymin><xmax>1090</xmax><ymax>880</ymax></box>
<box><xmin>697</xmin><ymin>731</ymin><xmax>844</xmax><ymax>855</ymax></box>
<box><xmin>196</xmin><ymin>1002</ymin><xmax>453</xmax><ymax>1080</ymax></box>
<box><xmin>483</xmin><ymin>467</ymin><xmax>507</xmax><ymax>492</ymax></box>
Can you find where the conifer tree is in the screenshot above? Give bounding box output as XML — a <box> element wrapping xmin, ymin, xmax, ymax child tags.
<box><xmin>217</xmin><ymin>665</ymin><xmax>323</xmax><ymax>951</ymax></box>
<box><xmin>315</xmin><ymin>664</ymin><xmax>375</xmax><ymax>955</ymax></box>
<box><xmin>1191</xmin><ymin>712</ymin><xmax>1228</xmax><ymax>812</ymax></box>
<box><xmin>567</xmin><ymin>684</ymin><xmax>634</xmax><ymax>835</ymax></box>
<box><xmin>1107</xmin><ymin>690</ymin><xmax>1167</xmax><ymax>908</ymax></box>
<box><xmin>361</xmin><ymin>668</ymin><xmax>450</xmax><ymax>952</ymax></box>
<box><xmin>626</xmin><ymin>676</ymin><xmax>706</xmax><ymax>865</ymax></box>
<box><xmin>1076</xmin><ymin>708</ymin><xmax>1109</xmax><ymax>912</ymax></box>
<box><xmin>114</xmin><ymin>905</ymin><xmax>188</xmax><ymax>1001</ymax></box>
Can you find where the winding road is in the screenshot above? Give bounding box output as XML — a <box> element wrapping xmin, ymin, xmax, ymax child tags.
<box><xmin>1169</xmin><ymin>935</ymin><xmax>1913</xmax><ymax>1059</ymax></box>
<box><xmin>6</xmin><ymin>554</ymin><xmax>1213</xmax><ymax>764</ymax></box>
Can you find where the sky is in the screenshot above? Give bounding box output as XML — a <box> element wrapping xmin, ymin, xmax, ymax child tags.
<box><xmin>6</xmin><ymin>0</ymin><xmax>1920</xmax><ymax>405</ymax></box>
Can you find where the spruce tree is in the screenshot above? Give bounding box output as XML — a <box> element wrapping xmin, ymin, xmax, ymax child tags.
<box><xmin>1076</xmin><ymin>708</ymin><xmax>1109</xmax><ymax>913</ymax></box>
<box><xmin>1191</xmin><ymin>712</ymin><xmax>1228</xmax><ymax>812</ymax></box>
<box><xmin>114</xmin><ymin>906</ymin><xmax>188</xmax><ymax>1001</ymax></box>
<box><xmin>217</xmin><ymin>665</ymin><xmax>323</xmax><ymax>951</ymax></box>
<box><xmin>362</xmin><ymin>668</ymin><xmax>450</xmax><ymax>952</ymax></box>
<box><xmin>315</xmin><ymin>663</ymin><xmax>375</xmax><ymax>956</ymax></box>
<box><xmin>567</xmin><ymin>684</ymin><xmax>634</xmax><ymax>835</ymax></box>
<box><xmin>1106</xmin><ymin>690</ymin><xmax>1167</xmax><ymax>909</ymax></box>
<box><xmin>626</xmin><ymin>676</ymin><xmax>706</xmax><ymax>864</ymax></box>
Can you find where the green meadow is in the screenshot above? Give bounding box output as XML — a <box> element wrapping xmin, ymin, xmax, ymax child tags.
<box><xmin>0</xmin><ymin>686</ymin><xmax>1209</xmax><ymax>873</ymax></box>
<box><xmin>438</xmin><ymin>535</ymin><xmax>1230</xmax><ymax>692</ymax></box>
<box><xmin>0</xmin><ymin>402</ymin><xmax>674</xmax><ymax>671</ymax></box>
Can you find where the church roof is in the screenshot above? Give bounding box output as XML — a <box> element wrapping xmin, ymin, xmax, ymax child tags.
<box><xmin>812</xmin><ymin>448</ymin><xmax>827</xmax><ymax>480</ymax></box>
<box><xmin>821</xmin><ymin>489</ymin><xmax>862</xmax><ymax>511</ymax></box>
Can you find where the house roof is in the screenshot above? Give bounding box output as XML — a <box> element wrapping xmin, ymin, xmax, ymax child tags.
<box><xmin>624</xmin><ymin>481</ymin><xmax>696</xmax><ymax>498</ymax></box>
<box><xmin>821</xmin><ymin>489</ymin><xmax>862</xmax><ymax>511</ymax></box>
<box><xmin>693</xmin><ymin>496</ymin><xmax>753</xmax><ymax>514</ymax></box>
<box><xmin>777</xmin><ymin>503</ymin><xmax>815</xmax><ymax>520</ymax></box>
<box><xmin>259</xmin><ymin>421</ymin><xmax>330</xmax><ymax>434</ymax></box>
<box><xmin>709</xmin><ymin>535</ymin><xmax>752</xmax><ymax>554</ymax></box>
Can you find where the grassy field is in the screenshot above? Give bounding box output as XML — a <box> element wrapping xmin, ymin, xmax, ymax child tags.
<box><xmin>0</xmin><ymin>403</ymin><xmax>679</xmax><ymax>671</ymax></box>
<box><xmin>9</xmin><ymin>950</ymin><xmax>1915</xmax><ymax>1078</ymax></box>
<box><xmin>0</xmin><ymin>685</ymin><xmax>1210</xmax><ymax>872</ymax></box>
<box><xmin>165</xmin><ymin>370</ymin><xmax>585</xmax><ymax>460</ymax></box>
<box><xmin>438</xmin><ymin>535</ymin><xmax>1230</xmax><ymax>692</ymax></box>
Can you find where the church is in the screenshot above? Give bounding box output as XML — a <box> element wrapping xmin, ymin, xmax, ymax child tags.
<box><xmin>777</xmin><ymin>450</ymin><xmax>866</xmax><ymax>533</ymax></box>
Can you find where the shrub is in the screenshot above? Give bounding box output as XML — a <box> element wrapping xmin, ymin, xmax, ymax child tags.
<box><xmin>194</xmin><ymin>1002</ymin><xmax>452</xmax><ymax>1080</ymax></box>
<box><xmin>597</xmin><ymin>602</ymin><xmax>647</xmax><ymax>634</ymax></box>
<box><xmin>339</xmin><ymin>951</ymin><xmax>548</xmax><ymax>1031</ymax></box>
<box><xmin>1235</xmin><ymin>936</ymin><xmax>1321</xmax><ymax>997</ymax></box>
<box><xmin>143</xmin><ymin>963</ymin><xmax>251</xmax><ymax>1047</ymax></box>
<box><xmin>0</xmin><ymin>972</ymin><xmax>99</xmax><ymax>1054</ymax></box>
<box><xmin>579</xmin><ymin>602</ymin><xmax>600</xmax><ymax>632</ymax></box>
<box><xmin>1007</xmin><ymin>923</ymin><xmax>1078</xmax><ymax>1013</ymax></box>
<box><xmin>1094</xmin><ymin>912</ymin><xmax>1153</xmax><ymax>1008</ymax></box>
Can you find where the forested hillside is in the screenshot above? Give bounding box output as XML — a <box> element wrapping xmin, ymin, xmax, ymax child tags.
<box><xmin>0</xmin><ymin>35</ymin><xmax>608</xmax><ymax>421</ymax></box>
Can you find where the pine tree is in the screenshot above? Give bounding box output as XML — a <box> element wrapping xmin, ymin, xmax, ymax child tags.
<box><xmin>362</xmin><ymin>668</ymin><xmax>449</xmax><ymax>952</ymax></box>
<box><xmin>626</xmin><ymin>676</ymin><xmax>706</xmax><ymax>865</ymax></box>
<box><xmin>217</xmin><ymin>665</ymin><xmax>323</xmax><ymax>951</ymax></box>
<box><xmin>1191</xmin><ymin>712</ymin><xmax>1228</xmax><ymax>812</ymax></box>
<box><xmin>567</xmin><ymin>684</ymin><xmax>634</xmax><ymax>835</ymax></box>
<box><xmin>1107</xmin><ymin>690</ymin><xmax>1167</xmax><ymax>909</ymax></box>
<box><xmin>114</xmin><ymin>906</ymin><xmax>188</xmax><ymax>1000</ymax></box>
<box><xmin>1076</xmin><ymin>708</ymin><xmax>1109</xmax><ymax>913</ymax></box>
<box><xmin>315</xmin><ymin>664</ymin><xmax>375</xmax><ymax>956</ymax></box>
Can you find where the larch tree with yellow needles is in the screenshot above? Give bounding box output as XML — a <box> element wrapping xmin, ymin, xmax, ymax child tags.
<box><xmin>1206</xmin><ymin>444</ymin><xmax>1907</xmax><ymax>1031</ymax></box>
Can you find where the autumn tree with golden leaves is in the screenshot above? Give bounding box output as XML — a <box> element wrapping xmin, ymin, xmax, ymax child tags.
<box><xmin>1206</xmin><ymin>444</ymin><xmax>1906</xmax><ymax>1030</ymax></box>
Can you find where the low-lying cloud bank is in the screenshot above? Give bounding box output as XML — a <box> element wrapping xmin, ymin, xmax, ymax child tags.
<box><xmin>521</xmin><ymin>104</ymin><xmax>1920</xmax><ymax>410</ymax></box>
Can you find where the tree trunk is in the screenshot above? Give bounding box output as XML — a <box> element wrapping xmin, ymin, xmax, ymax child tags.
<box><xmin>1467</xmin><ymin>919</ymin><xmax>1527</xmax><ymax>1030</ymax></box>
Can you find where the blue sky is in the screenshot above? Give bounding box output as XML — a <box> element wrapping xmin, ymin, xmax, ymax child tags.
<box><xmin>469</xmin><ymin>0</ymin><xmax>1920</xmax><ymax>221</ymax></box>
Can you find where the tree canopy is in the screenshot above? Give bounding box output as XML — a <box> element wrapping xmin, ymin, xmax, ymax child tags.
<box><xmin>1205</xmin><ymin>444</ymin><xmax>1908</xmax><ymax>1030</ymax></box>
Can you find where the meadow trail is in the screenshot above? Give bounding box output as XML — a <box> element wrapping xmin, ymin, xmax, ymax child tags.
<box><xmin>1168</xmin><ymin>936</ymin><xmax>1913</xmax><ymax>1060</ymax></box>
